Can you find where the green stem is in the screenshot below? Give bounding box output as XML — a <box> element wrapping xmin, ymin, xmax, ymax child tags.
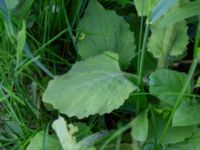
<box><xmin>137</xmin><ymin>23</ymin><xmax>150</xmax><ymax>87</ymax></box>
<box><xmin>136</xmin><ymin>0</ymin><xmax>152</xmax><ymax>114</ymax></box>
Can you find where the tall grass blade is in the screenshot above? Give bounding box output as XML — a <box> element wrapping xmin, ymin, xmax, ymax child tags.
<box><xmin>159</xmin><ymin>1</ymin><xmax>200</xmax><ymax>28</ymax></box>
<box><xmin>151</xmin><ymin>0</ymin><xmax>177</xmax><ymax>23</ymax></box>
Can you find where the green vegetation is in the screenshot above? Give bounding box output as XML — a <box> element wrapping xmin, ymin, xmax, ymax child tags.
<box><xmin>0</xmin><ymin>0</ymin><xmax>200</xmax><ymax>149</ymax></box>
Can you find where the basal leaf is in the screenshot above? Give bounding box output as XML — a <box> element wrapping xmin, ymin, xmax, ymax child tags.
<box><xmin>173</xmin><ymin>101</ymin><xmax>200</xmax><ymax>126</ymax></box>
<box><xmin>131</xmin><ymin>110</ymin><xmax>148</xmax><ymax>142</ymax></box>
<box><xmin>149</xmin><ymin>69</ymin><xmax>190</xmax><ymax>107</ymax></box>
<box><xmin>148</xmin><ymin>21</ymin><xmax>188</xmax><ymax>60</ymax></box>
<box><xmin>77</xmin><ymin>0</ymin><xmax>136</xmax><ymax>69</ymax></box>
<box><xmin>43</xmin><ymin>52</ymin><xmax>137</xmax><ymax>119</ymax></box>
<box><xmin>27</xmin><ymin>131</ymin><xmax>61</xmax><ymax>150</ymax></box>
<box><xmin>134</xmin><ymin>0</ymin><xmax>158</xmax><ymax>16</ymax></box>
<box><xmin>147</xmin><ymin>116</ymin><xmax>195</xmax><ymax>145</ymax></box>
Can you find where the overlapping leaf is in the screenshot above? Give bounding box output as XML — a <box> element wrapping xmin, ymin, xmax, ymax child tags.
<box><xmin>147</xmin><ymin>116</ymin><xmax>195</xmax><ymax>144</ymax></box>
<box><xmin>43</xmin><ymin>52</ymin><xmax>137</xmax><ymax>119</ymax></box>
<box><xmin>167</xmin><ymin>129</ymin><xmax>200</xmax><ymax>150</ymax></box>
<box><xmin>148</xmin><ymin>21</ymin><xmax>188</xmax><ymax>60</ymax></box>
<box><xmin>77</xmin><ymin>0</ymin><xmax>136</xmax><ymax>69</ymax></box>
<box><xmin>149</xmin><ymin>69</ymin><xmax>190</xmax><ymax>107</ymax></box>
<box><xmin>131</xmin><ymin>110</ymin><xmax>148</xmax><ymax>142</ymax></box>
<box><xmin>173</xmin><ymin>101</ymin><xmax>200</xmax><ymax>126</ymax></box>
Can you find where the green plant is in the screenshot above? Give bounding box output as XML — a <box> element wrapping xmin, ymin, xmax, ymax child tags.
<box><xmin>1</xmin><ymin>0</ymin><xmax>200</xmax><ymax>149</ymax></box>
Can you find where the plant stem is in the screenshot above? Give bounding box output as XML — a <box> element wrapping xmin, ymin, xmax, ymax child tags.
<box><xmin>136</xmin><ymin>0</ymin><xmax>152</xmax><ymax>113</ymax></box>
<box><xmin>137</xmin><ymin>23</ymin><xmax>150</xmax><ymax>87</ymax></box>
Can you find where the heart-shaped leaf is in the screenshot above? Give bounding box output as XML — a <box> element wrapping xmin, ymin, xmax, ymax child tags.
<box><xmin>77</xmin><ymin>0</ymin><xmax>136</xmax><ymax>69</ymax></box>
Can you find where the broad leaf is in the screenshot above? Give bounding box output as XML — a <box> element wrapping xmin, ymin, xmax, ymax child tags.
<box><xmin>77</xmin><ymin>0</ymin><xmax>136</xmax><ymax>69</ymax></box>
<box><xmin>167</xmin><ymin>129</ymin><xmax>200</xmax><ymax>150</ymax></box>
<box><xmin>173</xmin><ymin>101</ymin><xmax>200</xmax><ymax>126</ymax></box>
<box><xmin>148</xmin><ymin>21</ymin><xmax>188</xmax><ymax>59</ymax></box>
<box><xmin>149</xmin><ymin>69</ymin><xmax>190</xmax><ymax>107</ymax></box>
<box><xmin>147</xmin><ymin>116</ymin><xmax>195</xmax><ymax>144</ymax></box>
<box><xmin>43</xmin><ymin>52</ymin><xmax>137</xmax><ymax>119</ymax></box>
<box><xmin>131</xmin><ymin>110</ymin><xmax>148</xmax><ymax>142</ymax></box>
<box><xmin>159</xmin><ymin>0</ymin><xmax>200</xmax><ymax>28</ymax></box>
<box><xmin>134</xmin><ymin>0</ymin><xmax>158</xmax><ymax>16</ymax></box>
<box><xmin>27</xmin><ymin>131</ymin><xmax>61</xmax><ymax>150</ymax></box>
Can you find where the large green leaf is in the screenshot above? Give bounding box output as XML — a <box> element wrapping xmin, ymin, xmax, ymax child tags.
<box><xmin>149</xmin><ymin>69</ymin><xmax>190</xmax><ymax>107</ymax></box>
<box><xmin>27</xmin><ymin>131</ymin><xmax>61</xmax><ymax>150</ymax></box>
<box><xmin>43</xmin><ymin>52</ymin><xmax>137</xmax><ymax>119</ymax></box>
<box><xmin>131</xmin><ymin>110</ymin><xmax>148</xmax><ymax>142</ymax></box>
<box><xmin>77</xmin><ymin>0</ymin><xmax>136</xmax><ymax>69</ymax></box>
<box><xmin>148</xmin><ymin>21</ymin><xmax>188</xmax><ymax>60</ymax></box>
<box><xmin>173</xmin><ymin>101</ymin><xmax>200</xmax><ymax>126</ymax></box>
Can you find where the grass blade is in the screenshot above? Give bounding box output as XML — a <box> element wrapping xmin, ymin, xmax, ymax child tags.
<box><xmin>159</xmin><ymin>0</ymin><xmax>200</xmax><ymax>28</ymax></box>
<box><xmin>151</xmin><ymin>0</ymin><xmax>177</xmax><ymax>23</ymax></box>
